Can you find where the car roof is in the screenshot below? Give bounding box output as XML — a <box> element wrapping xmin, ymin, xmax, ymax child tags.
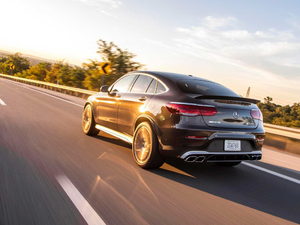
<box><xmin>130</xmin><ymin>71</ymin><xmax>211</xmax><ymax>82</ymax></box>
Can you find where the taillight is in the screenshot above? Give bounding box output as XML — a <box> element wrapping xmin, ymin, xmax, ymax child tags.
<box><xmin>199</xmin><ymin>106</ymin><xmax>217</xmax><ymax>116</ymax></box>
<box><xmin>251</xmin><ymin>109</ymin><xmax>263</xmax><ymax>120</ymax></box>
<box><xmin>166</xmin><ymin>103</ymin><xmax>217</xmax><ymax>116</ymax></box>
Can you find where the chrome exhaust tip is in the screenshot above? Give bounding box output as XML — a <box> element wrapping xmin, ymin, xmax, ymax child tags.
<box><xmin>195</xmin><ymin>156</ymin><xmax>205</xmax><ymax>163</ymax></box>
<box><xmin>257</xmin><ymin>155</ymin><xmax>262</xmax><ymax>160</ymax></box>
<box><xmin>185</xmin><ymin>156</ymin><xmax>197</xmax><ymax>162</ymax></box>
<box><xmin>252</xmin><ymin>155</ymin><xmax>257</xmax><ymax>160</ymax></box>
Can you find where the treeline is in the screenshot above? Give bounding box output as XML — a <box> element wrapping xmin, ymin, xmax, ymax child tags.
<box><xmin>0</xmin><ymin>40</ymin><xmax>142</xmax><ymax>91</ymax></box>
<box><xmin>1</xmin><ymin>41</ymin><xmax>299</xmax><ymax>128</ymax></box>
<box><xmin>258</xmin><ymin>97</ymin><xmax>300</xmax><ymax>128</ymax></box>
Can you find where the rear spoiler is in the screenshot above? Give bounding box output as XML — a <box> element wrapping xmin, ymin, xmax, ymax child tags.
<box><xmin>194</xmin><ymin>95</ymin><xmax>260</xmax><ymax>104</ymax></box>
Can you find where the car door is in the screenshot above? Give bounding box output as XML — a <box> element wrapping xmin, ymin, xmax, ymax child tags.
<box><xmin>118</xmin><ymin>75</ymin><xmax>156</xmax><ymax>136</ymax></box>
<box><xmin>94</xmin><ymin>74</ymin><xmax>136</xmax><ymax>130</ymax></box>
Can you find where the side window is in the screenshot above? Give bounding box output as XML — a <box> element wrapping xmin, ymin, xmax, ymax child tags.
<box><xmin>131</xmin><ymin>75</ymin><xmax>153</xmax><ymax>93</ymax></box>
<box><xmin>146</xmin><ymin>79</ymin><xmax>157</xmax><ymax>93</ymax></box>
<box><xmin>111</xmin><ymin>75</ymin><xmax>135</xmax><ymax>93</ymax></box>
<box><xmin>156</xmin><ymin>82</ymin><xmax>166</xmax><ymax>93</ymax></box>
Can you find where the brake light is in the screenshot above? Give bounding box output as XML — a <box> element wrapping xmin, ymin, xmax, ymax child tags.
<box><xmin>251</xmin><ymin>109</ymin><xmax>263</xmax><ymax>120</ymax></box>
<box><xmin>199</xmin><ymin>106</ymin><xmax>217</xmax><ymax>116</ymax></box>
<box><xmin>166</xmin><ymin>103</ymin><xmax>217</xmax><ymax>116</ymax></box>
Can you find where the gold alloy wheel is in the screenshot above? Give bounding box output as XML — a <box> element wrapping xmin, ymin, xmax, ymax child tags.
<box><xmin>82</xmin><ymin>105</ymin><xmax>92</xmax><ymax>133</ymax></box>
<box><xmin>133</xmin><ymin>126</ymin><xmax>152</xmax><ymax>164</ymax></box>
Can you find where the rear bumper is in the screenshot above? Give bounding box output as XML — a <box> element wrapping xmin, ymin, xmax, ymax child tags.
<box><xmin>180</xmin><ymin>151</ymin><xmax>262</xmax><ymax>163</ymax></box>
<box><xmin>158</xmin><ymin>130</ymin><xmax>264</xmax><ymax>160</ymax></box>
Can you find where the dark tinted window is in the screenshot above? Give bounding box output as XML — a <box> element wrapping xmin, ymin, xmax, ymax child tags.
<box><xmin>131</xmin><ymin>75</ymin><xmax>153</xmax><ymax>93</ymax></box>
<box><xmin>111</xmin><ymin>75</ymin><xmax>135</xmax><ymax>93</ymax></box>
<box><xmin>156</xmin><ymin>82</ymin><xmax>166</xmax><ymax>93</ymax></box>
<box><xmin>177</xmin><ymin>79</ymin><xmax>239</xmax><ymax>97</ymax></box>
<box><xmin>146</xmin><ymin>79</ymin><xmax>156</xmax><ymax>93</ymax></box>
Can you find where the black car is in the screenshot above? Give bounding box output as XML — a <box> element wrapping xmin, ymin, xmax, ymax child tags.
<box><xmin>82</xmin><ymin>71</ymin><xmax>265</xmax><ymax>169</ymax></box>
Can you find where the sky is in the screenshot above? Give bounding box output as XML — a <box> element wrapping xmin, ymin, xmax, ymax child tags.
<box><xmin>1</xmin><ymin>0</ymin><xmax>300</xmax><ymax>105</ymax></box>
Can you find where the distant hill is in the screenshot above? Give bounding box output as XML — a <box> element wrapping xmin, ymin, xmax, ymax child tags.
<box><xmin>0</xmin><ymin>50</ymin><xmax>57</xmax><ymax>65</ymax></box>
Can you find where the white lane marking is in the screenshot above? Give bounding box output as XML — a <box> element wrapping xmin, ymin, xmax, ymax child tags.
<box><xmin>56</xmin><ymin>175</ymin><xmax>106</xmax><ymax>225</ymax></box>
<box><xmin>242</xmin><ymin>162</ymin><xmax>300</xmax><ymax>185</ymax></box>
<box><xmin>0</xmin><ymin>98</ymin><xmax>6</xmax><ymax>105</ymax></box>
<box><xmin>0</xmin><ymin>78</ymin><xmax>82</xmax><ymax>107</ymax></box>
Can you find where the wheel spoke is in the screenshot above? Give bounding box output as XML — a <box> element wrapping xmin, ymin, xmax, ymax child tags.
<box><xmin>82</xmin><ymin>106</ymin><xmax>92</xmax><ymax>132</ymax></box>
<box><xmin>134</xmin><ymin>125</ymin><xmax>151</xmax><ymax>163</ymax></box>
<box><xmin>85</xmin><ymin>121</ymin><xmax>90</xmax><ymax>130</ymax></box>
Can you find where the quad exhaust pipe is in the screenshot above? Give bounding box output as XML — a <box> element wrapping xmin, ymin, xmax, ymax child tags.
<box><xmin>185</xmin><ymin>156</ymin><xmax>206</xmax><ymax>163</ymax></box>
<box><xmin>251</xmin><ymin>155</ymin><xmax>262</xmax><ymax>161</ymax></box>
<box><xmin>185</xmin><ymin>154</ymin><xmax>261</xmax><ymax>163</ymax></box>
<box><xmin>185</xmin><ymin>156</ymin><xmax>197</xmax><ymax>162</ymax></box>
<box><xmin>195</xmin><ymin>156</ymin><xmax>205</xmax><ymax>163</ymax></box>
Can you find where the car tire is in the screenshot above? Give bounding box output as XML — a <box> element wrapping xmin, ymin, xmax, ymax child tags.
<box><xmin>215</xmin><ymin>162</ymin><xmax>241</xmax><ymax>167</ymax></box>
<box><xmin>132</xmin><ymin>122</ymin><xmax>165</xmax><ymax>169</ymax></box>
<box><xmin>82</xmin><ymin>104</ymin><xmax>99</xmax><ymax>136</ymax></box>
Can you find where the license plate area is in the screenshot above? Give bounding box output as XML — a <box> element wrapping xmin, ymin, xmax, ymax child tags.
<box><xmin>224</xmin><ymin>140</ymin><xmax>241</xmax><ymax>151</ymax></box>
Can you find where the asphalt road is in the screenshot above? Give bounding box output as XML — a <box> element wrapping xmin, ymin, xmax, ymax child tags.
<box><xmin>1</xmin><ymin>78</ymin><xmax>300</xmax><ymax>225</ymax></box>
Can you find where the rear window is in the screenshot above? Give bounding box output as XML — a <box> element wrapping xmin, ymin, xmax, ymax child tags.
<box><xmin>177</xmin><ymin>79</ymin><xmax>239</xmax><ymax>97</ymax></box>
<box><xmin>146</xmin><ymin>79</ymin><xmax>156</xmax><ymax>93</ymax></box>
<box><xmin>156</xmin><ymin>82</ymin><xmax>166</xmax><ymax>93</ymax></box>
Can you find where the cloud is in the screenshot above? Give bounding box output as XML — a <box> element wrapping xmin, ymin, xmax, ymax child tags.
<box><xmin>144</xmin><ymin>38</ymin><xmax>181</xmax><ymax>57</ymax></box>
<box><xmin>203</xmin><ymin>16</ymin><xmax>237</xmax><ymax>29</ymax></box>
<box><xmin>287</xmin><ymin>16</ymin><xmax>300</xmax><ymax>30</ymax></box>
<box><xmin>98</xmin><ymin>0</ymin><xmax>122</xmax><ymax>8</ymax></box>
<box><xmin>76</xmin><ymin>0</ymin><xmax>122</xmax><ymax>16</ymax></box>
<box><xmin>173</xmin><ymin>16</ymin><xmax>300</xmax><ymax>79</ymax></box>
<box><xmin>255</xmin><ymin>29</ymin><xmax>295</xmax><ymax>40</ymax></box>
<box><xmin>77</xmin><ymin>0</ymin><xmax>122</xmax><ymax>8</ymax></box>
<box><xmin>100</xmin><ymin>9</ymin><xmax>118</xmax><ymax>18</ymax></box>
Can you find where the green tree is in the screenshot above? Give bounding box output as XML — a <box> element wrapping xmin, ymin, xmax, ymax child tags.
<box><xmin>0</xmin><ymin>56</ymin><xmax>9</xmax><ymax>73</ymax></box>
<box><xmin>2</xmin><ymin>40</ymin><xmax>143</xmax><ymax>92</ymax></box>
<box><xmin>83</xmin><ymin>59</ymin><xmax>103</xmax><ymax>91</ymax></box>
<box><xmin>264</xmin><ymin>96</ymin><xmax>273</xmax><ymax>104</ymax></box>
<box><xmin>96</xmin><ymin>39</ymin><xmax>143</xmax><ymax>83</ymax></box>
<box><xmin>56</xmin><ymin>62</ymin><xmax>73</xmax><ymax>86</ymax></box>
<box><xmin>6</xmin><ymin>53</ymin><xmax>30</xmax><ymax>74</ymax></box>
<box><xmin>69</xmin><ymin>66</ymin><xmax>87</xmax><ymax>88</ymax></box>
<box><xmin>15</xmin><ymin>62</ymin><xmax>51</xmax><ymax>80</ymax></box>
<box><xmin>45</xmin><ymin>61</ymin><xmax>64</xmax><ymax>83</ymax></box>
<box><xmin>258</xmin><ymin>97</ymin><xmax>300</xmax><ymax>128</ymax></box>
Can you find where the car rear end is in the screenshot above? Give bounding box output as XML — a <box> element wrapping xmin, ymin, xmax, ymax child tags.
<box><xmin>157</xmin><ymin>78</ymin><xmax>265</xmax><ymax>164</ymax></box>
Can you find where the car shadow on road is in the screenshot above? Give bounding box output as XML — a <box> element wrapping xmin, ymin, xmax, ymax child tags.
<box><xmin>152</xmin><ymin>158</ymin><xmax>300</xmax><ymax>224</ymax></box>
<box><xmin>90</xmin><ymin>134</ymin><xmax>300</xmax><ymax>224</ymax></box>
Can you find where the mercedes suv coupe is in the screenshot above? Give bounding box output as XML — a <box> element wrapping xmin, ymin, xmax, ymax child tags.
<box><xmin>82</xmin><ymin>71</ymin><xmax>265</xmax><ymax>169</ymax></box>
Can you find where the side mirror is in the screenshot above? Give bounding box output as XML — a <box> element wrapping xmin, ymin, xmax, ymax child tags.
<box><xmin>100</xmin><ymin>85</ymin><xmax>109</xmax><ymax>92</ymax></box>
<box><xmin>109</xmin><ymin>89</ymin><xmax>121</xmax><ymax>98</ymax></box>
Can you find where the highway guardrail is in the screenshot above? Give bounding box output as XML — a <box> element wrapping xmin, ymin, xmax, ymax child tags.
<box><xmin>1</xmin><ymin>73</ymin><xmax>299</xmax><ymax>141</ymax></box>
<box><xmin>0</xmin><ymin>73</ymin><xmax>97</xmax><ymax>99</ymax></box>
<box><xmin>264</xmin><ymin>123</ymin><xmax>300</xmax><ymax>140</ymax></box>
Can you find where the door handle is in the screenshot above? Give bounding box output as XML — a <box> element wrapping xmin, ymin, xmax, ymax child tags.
<box><xmin>139</xmin><ymin>96</ymin><xmax>147</xmax><ymax>101</ymax></box>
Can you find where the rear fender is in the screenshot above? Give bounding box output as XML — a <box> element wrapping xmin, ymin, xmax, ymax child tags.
<box><xmin>134</xmin><ymin>115</ymin><xmax>166</xmax><ymax>149</ymax></box>
<box><xmin>134</xmin><ymin>115</ymin><xmax>161</xmax><ymax>137</ymax></box>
